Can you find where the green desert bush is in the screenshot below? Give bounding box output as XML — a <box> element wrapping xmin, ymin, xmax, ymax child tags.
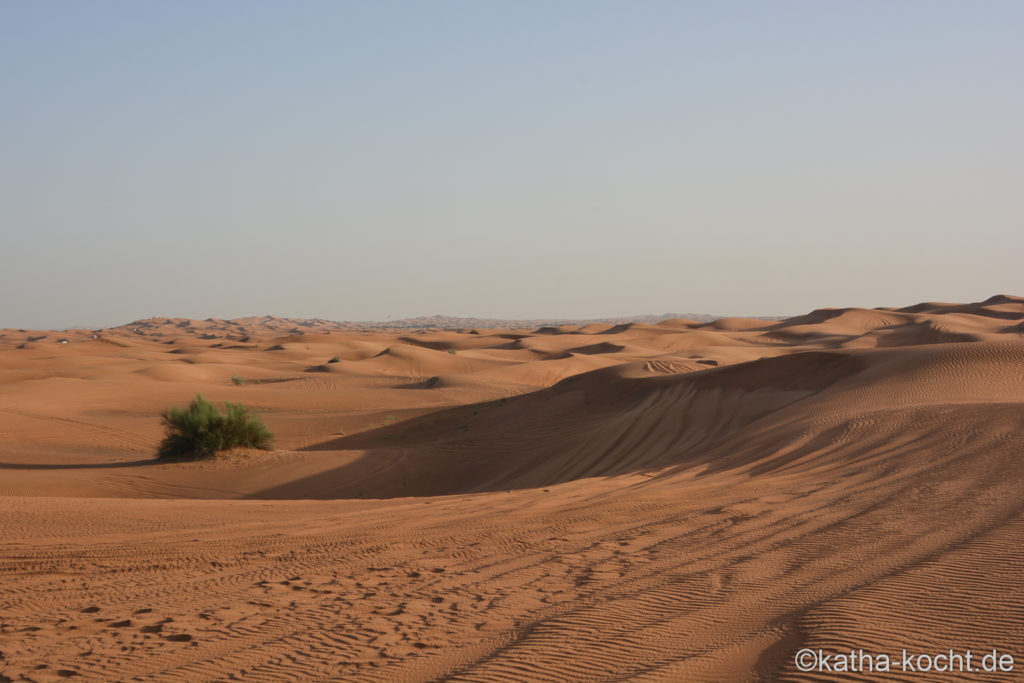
<box><xmin>158</xmin><ymin>393</ymin><xmax>273</xmax><ymax>459</ymax></box>
<box><xmin>231</xmin><ymin>374</ymin><xmax>246</xmax><ymax>385</ymax></box>
<box><xmin>328</xmin><ymin>356</ymin><xmax>341</xmax><ymax>363</ymax></box>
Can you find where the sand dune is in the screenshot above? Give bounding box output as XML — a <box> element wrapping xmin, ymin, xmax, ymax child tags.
<box><xmin>1</xmin><ymin>297</ymin><xmax>1023</xmax><ymax>681</ymax></box>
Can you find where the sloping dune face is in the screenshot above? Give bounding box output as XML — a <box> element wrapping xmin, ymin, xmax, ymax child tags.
<box><xmin>1</xmin><ymin>298</ymin><xmax>1023</xmax><ymax>681</ymax></box>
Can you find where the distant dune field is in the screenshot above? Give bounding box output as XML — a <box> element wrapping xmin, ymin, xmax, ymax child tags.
<box><xmin>2</xmin><ymin>296</ymin><xmax>1023</xmax><ymax>681</ymax></box>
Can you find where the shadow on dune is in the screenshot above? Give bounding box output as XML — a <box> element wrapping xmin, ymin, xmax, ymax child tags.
<box><xmin>253</xmin><ymin>351</ymin><xmax>873</xmax><ymax>499</ymax></box>
<box><xmin>0</xmin><ymin>458</ymin><xmax>157</xmax><ymax>470</ymax></box>
<box><xmin>253</xmin><ymin>340</ymin><xmax>1024</xmax><ymax>500</ymax></box>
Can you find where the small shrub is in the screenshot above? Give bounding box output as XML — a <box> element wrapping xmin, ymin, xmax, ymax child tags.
<box><xmin>158</xmin><ymin>393</ymin><xmax>273</xmax><ymax>459</ymax></box>
<box><xmin>328</xmin><ymin>356</ymin><xmax>341</xmax><ymax>363</ymax></box>
<box><xmin>447</xmin><ymin>349</ymin><xmax>457</xmax><ymax>355</ymax></box>
<box><xmin>231</xmin><ymin>374</ymin><xmax>246</xmax><ymax>386</ymax></box>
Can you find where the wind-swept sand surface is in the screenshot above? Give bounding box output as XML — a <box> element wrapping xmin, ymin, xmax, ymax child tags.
<box><xmin>2</xmin><ymin>296</ymin><xmax>1024</xmax><ymax>681</ymax></box>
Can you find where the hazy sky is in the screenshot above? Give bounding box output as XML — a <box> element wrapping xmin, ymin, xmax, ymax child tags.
<box><xmin>2</xmin><ymin>1</ymin><xmax>1021</xmax><ymax>328</ymax></box>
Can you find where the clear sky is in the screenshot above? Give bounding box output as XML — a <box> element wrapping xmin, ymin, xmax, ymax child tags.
<box><xmin>2</xmin><ymin>1</ymin><xmax>1021</xmax><ymax>328</ymax></box>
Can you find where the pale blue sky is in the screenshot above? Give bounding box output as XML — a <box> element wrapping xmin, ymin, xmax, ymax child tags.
<box><xmin>2</xmin><ymin>1</ymin><xmax>1021</xmax><ymax>328</ymax></box>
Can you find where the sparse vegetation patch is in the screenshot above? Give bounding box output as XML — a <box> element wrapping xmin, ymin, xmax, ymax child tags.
<box><xmin>158</xmin><ymin>393</ymin><xmax>273</xmax><ymax>459</ymax></box>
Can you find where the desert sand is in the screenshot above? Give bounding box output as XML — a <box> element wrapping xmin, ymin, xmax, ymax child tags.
<box><xmin>2</xmin><ymin>296</ymin><xmax>1023</xmax><ymax>681</ymax></box>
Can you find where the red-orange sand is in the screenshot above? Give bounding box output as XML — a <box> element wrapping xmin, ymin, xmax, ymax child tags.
<box><xmin>2</xmin><ymin>296</ymin><xmax>1023</xmax><ymax>681</ymax></box>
